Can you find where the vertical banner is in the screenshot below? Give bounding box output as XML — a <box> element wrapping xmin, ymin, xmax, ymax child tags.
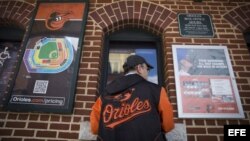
<box><xmin>7</xmin><ymin>0</ymin><xmax>89</xmax><ymax>113</ymax></box>
<box><xmin>172</xmin><ymin>45</ymin><xmax>244</xmax><ymax>118</ymax></box>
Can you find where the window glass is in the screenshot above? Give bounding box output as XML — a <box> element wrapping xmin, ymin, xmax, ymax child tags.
<box><xmin>0</xmin><ymin>26</ymin><xmax>24</xmax><ymax>107</ymax></box>
<box><xmin>107</xmin><ymin>45</ymin><xmax>158</xmax><ymax>85</ymax></box>
<box><xmin>0</xmin><ymin>42</ymin><xmax>19</xmax><ymax>106</ymax></box>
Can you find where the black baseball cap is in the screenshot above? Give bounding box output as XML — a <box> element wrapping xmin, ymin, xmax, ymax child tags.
<box><xmin>123</xmin><ymin>55</ymin><xmax>154</xmax><ymax>71</ymax></box>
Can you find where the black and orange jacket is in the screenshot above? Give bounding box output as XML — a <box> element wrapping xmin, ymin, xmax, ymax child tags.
<box><xmin>90</xmin><ymin>74</ymin><xmax>174</xmax><ymax>141</ymax></box>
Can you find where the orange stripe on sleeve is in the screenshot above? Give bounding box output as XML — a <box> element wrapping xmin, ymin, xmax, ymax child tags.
<box><xmin>158</xmin><ymin>88</ymin><xmax>174</xmax><ymax>133</ymax></box>
<box><xmin>90</xmin><ymin>97</ymin><xmax>102</xmax><ymax>134</ymax></box>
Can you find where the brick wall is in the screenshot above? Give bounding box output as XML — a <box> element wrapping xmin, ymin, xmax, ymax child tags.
<box><xmin>0</xmin><ymin>0</ymin><xmax>250</xmax><ymax>141</ymax></box>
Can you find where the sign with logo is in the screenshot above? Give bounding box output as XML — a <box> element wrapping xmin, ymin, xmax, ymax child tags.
<box><xmin>0</xmin><ymin>47</ymin><xmax>11</xmax><ymax>67</ymax></box>
<box><xmin>172</xmin><ymin>45</ymin><xmax>244</xmax><ymax>118</ymax></box>
<box><xmin>0</xmin><ymin>42</ymin><xmax>19</xmax><ymax>107</ymax></box>
<box><xmin>7</xmin><ymin>0</ymin><xmax>89</xmax><ymax>113</ymax></box>
<box><xmin>178</xmin><ymin>13</ymin><xmax>214</xmax><ymax>37</ymax></box>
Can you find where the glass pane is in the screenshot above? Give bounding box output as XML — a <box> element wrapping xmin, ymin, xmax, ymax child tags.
<box><xmin>136</xmin><ymin>49</ymin><xmax>158</xmax><ymax>84</ymax></box>
<box><xmin>0</xmin><ymin>42</ymin><xmax>19</xmax><ymax>106</ymax></box>
<box><xmin>107</xmin><ymin>48</ymin><xmax>158</xmax><ymax>84</ymax></box>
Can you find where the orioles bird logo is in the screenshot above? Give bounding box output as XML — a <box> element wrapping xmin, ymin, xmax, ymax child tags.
<box><xmin>45</xmin><ymin>10</ymin><xmax>72</xmax><ymax>31</ymax></box>
<box><xmin>105</xmin><ymin>88</ymin><xmax>135</xmax><ymax>102</ymax></box>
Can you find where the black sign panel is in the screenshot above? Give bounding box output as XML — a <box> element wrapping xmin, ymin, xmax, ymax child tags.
<box><xmin>7</xmin><ymin>0</ymin><xmax>89</xmax><ymax>114</ymax></box>
<box><xmin>178</xmin><ymin>13</ymin><xmax>214</xmax><ymax>37</ymax></box>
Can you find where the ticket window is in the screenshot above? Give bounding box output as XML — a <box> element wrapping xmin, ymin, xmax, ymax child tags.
<box><xmin>108</xmin><ymin>41</ymin><xmax>158</xmax><ymax>84</ymax></box>
<box><xmin>100</xmin><ymin>29</ymin><xmax>164</xmax><ymax>94</ymax></box>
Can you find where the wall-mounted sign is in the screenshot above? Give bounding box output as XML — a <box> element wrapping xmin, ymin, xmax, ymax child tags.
<box><xmin>178</xmin><ymin>13</ymin><xmax>214</xmax><ymax>37</ymax></box>
<box><xmin>0</xmin><ymin>42</ymin><xmax>19</xmax><ymax>107</ymax></box>
<box><xmin>172</xmin><ymin>45</ymin><xmax>244</xmax><ymax>118</ymax></box>
<box><xmin>7</xmin><ymin>0</ymin><xmax>89</xmax><ymax>114</ymax></box>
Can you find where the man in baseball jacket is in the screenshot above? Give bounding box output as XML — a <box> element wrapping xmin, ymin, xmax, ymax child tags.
<box><xmin>90</xmin><ymin>55</ymin><xmax>174</xmax><ymax>141</ymax></box>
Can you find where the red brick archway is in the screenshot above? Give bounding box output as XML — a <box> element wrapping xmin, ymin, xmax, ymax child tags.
<box><xmin>89</xmin><ymin>0</ymin><xmax>177</xmax><ymax>35</ymax></box>
<box><xmin>0</xmin><ymin>0</ymin><xmax>35</xmax><ymax>29</ymax></box>
<box><xmin>224</xmin><ymin>4</ymin><xmax>250</xmax><ymax>32</ymax></box>
<box><xmin>88</xmin><ymin>1</ymin><xmax>178</xmax><ymax>98</ymax></box>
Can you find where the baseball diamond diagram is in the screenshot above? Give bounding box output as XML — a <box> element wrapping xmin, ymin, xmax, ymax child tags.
<box><xmin>23</xmin><ymin>37</ymin><xmax>73</xmax><ymax>73</ymax></box>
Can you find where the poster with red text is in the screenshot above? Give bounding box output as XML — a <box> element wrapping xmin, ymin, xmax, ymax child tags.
<box><xmin>172</xmin><ymin>45</ymin><xmax>244</xmax><ymax>118</ymax></box>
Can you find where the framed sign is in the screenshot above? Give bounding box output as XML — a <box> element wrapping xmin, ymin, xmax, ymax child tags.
<box><xmin>172</xmin><ymin>45</ymin><xmax>244</xmax><ymax>118</ymax></box>
<box><xmin>178</xmin><ymin>13</ymin><xmax>214</xmax><ymax>37</ymax></box>
<box><xmin>7</xmin><ymin>0</ymin><xmax>89</xmax><ymax>113</ymax></box>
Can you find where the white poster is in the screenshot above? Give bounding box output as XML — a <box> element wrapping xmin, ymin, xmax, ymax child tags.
<box><xmin>172</xmin><ymin>45</ymin><xmax>244</xmax><ymax>118</ymax></box>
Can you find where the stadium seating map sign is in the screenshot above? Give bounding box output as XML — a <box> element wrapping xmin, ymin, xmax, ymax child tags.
<box><xmin>23</xmin><ymin>37</ymin><xmax>74</xmax><ymax>73</ymax></box>
<box><xmin>7</xmin><ymin>0</ymin><xmax>88</xmax><ymax>113</ymax></box>
<box><xmin>172</xmin><ymin>45</ymin><xmax>244</xmax><ymax>118</ymax></box>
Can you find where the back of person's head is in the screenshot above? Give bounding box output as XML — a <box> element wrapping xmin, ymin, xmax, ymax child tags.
<box><xmin>123</xmin><ymin>55</ymin><xmax>153</xmax><ymax>74</ymax></box>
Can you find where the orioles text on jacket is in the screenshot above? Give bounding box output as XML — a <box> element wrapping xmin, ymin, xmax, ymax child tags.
<box><xmin>103</xmin><ymin>97</ymin><xmax>152</xmax><ymax>128</ymax></box>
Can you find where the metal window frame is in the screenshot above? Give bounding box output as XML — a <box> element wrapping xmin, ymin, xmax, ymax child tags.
<box><xmin>99</xmin><ymin>29</ymin><xmax>164</xmax><ymax>95</ymax></box>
